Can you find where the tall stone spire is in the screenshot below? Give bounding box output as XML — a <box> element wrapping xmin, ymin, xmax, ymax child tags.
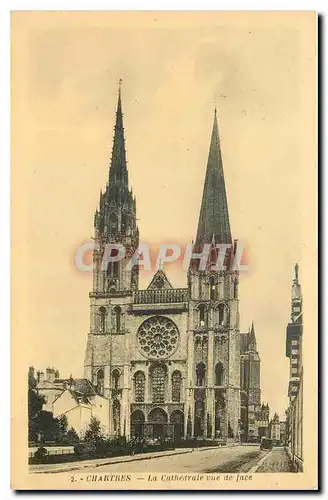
<box><xmin>196</xmin><ymin>109</ymin><xmax>232</xmax><ymax>245</ymax></box>
<box><xmin>108</xmin><ymin>80</ymin><xmax>128</xmax><ymax>187</ymax></box>
<box><xmin>94</xmin><ymin>81</ymin><xmax>137</xmax><ymax>238</ymax></box>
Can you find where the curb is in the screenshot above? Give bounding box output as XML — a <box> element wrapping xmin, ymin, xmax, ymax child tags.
<box><xmin>30</xmin><ymin>444</ymin><xmax>244</xmax><ymax>475</ymax></box>
<box><xmin>30</xmin><ymin>449</ymin><xmax>193</xmax><ymax>474</ymax></box>
<box><xmin>249</xmin><ymin>450</ymin><xmax>273</xmax><ymax>473</ymax></box>
<box><xmin>198</xmin><ymin>444</ymin><xmax>241</xmax><ymax>452</ymax></box>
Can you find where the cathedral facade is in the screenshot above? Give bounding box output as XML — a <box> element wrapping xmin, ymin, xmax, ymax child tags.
<box><xmin>84</xmin><ymin>87</ymin><xmax>241</xmax><ymax>442</ymax></box>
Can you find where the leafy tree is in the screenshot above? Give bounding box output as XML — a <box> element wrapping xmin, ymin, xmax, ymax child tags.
<box><xmin>28</xmin><ymin>370</ymin><xmax>46</xmax><ymax>441</ymax></box>
<box><xmin>84</xmin><ymin>416</ymin><xmax>103</xmax><ymax>442</ymax></box>
<box><xmin>58</xmin><ymin>415</ymin><xmax>68</xmax><ymax>434</ymax></box>
<box><xmin>67</xmin><ymin>427</ymin><xmax>80</xmax><ymax>444</ymax></box>
<box><xmin>33</xmin><ymin>410</ymin><xmax>62</xmax><ymax>442</ymax></box>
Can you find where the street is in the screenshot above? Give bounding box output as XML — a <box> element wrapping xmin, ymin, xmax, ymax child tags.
<box><xmin>56</xmin><ymin>445</ymin><xmax>294</xmax><ymax>474</ymax></box>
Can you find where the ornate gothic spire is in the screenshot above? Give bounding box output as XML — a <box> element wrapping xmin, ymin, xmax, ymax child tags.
<box><xmin>108</xmin><ymin>80</ymin><xmax>128</xmax><ymax>187</ymax></box>
<box><xmin>196</xmin><ymin>109</ymin><xmax>232</xmax><ymax>245</ymax></box>
<box><xmin>95</xmin><ymin>81</ymin><xmax>137</xmax><ymax>237</ymax></box>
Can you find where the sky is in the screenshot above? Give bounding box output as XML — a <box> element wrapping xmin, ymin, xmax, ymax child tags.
<box><xmin>12</xmin><ymin>12</ymin><xmax>316</xmax><ymax>419</ymax></box>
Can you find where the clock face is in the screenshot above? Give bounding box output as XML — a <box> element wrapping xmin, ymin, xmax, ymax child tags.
<box><xmin>137</xmin><ymin>316</ymin><xmax>180</xmax><ymax>359</ymax></box>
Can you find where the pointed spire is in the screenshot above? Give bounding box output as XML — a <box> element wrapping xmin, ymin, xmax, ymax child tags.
<box><xmin>249</xmin><ymin>321</ymin><xmax>257</xmax><ymax>350</ymax></box>
<box><xmin>196</xmin><ymin>109</ymin><xmax>232</xmax><ymax>245</ymax></box>
<box><xmin>291</xmin><ymin>263</ymin><xmax>302</xmax><ymax>320</ymax></box>
<box><xmin>108</xmin><ymin>79</ymin><xmax>128</xmax><ymax>186</ymax></box>
<box><xmin>292</xmin><ymin>263</ymin><xmax>302</xmax><ymax>301</ymax></box>
<box><xmin>95</xmin><ymin>82</ymin><xmax>137</xmax><ymax>237</ymax></box>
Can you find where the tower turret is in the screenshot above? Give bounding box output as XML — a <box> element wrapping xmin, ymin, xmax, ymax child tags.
<box><xmin>93</xmin><ymin>82</ymin><xmax>139</xmax><ymax>294</ymax></box>
<box><xmin>186</xmin><ymin>108</ymin><xmax>240</xmax><ymax>442</ymax></box>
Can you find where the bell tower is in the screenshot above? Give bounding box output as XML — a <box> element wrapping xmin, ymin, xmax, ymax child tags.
<box><xmin>93</xmin><ymin>83</ymin><xmax>139</xmax><ymax>295</ymax></box>
<box><xmin>186</xmin><ymin>109</ymin><xmax>240</xmax><ymax>441</ymax></box>
<box><xmin>84</xmin><ymin>84</ymin><xmax>139</xmax><ymax>437</ymax></box>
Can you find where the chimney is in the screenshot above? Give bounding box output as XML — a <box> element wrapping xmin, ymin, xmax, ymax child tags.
<box><xmin>55</xmin><ymin>369</ymin><xmax>60</xmax><ymax>379</ymax></box>
<box><xmin>28</xmin><ymin>366</ymin><xmax>35</xmax><ymax>379</ymax></box>
<box><xmin>39</xmin><ymin>371</ymin><xmax>45</xmax><ymax>384</ymax></box>
<box><xmin>46</xmin><ymin>367</ymin><xmax>56</xmax><ymax>383</ymax></box>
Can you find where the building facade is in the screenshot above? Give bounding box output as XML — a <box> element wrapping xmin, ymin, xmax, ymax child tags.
<box><xmin>83</xmin><ymin>87</ymin><xmax>241</xmax><ymax>442</ymax></box>
<box><xmin>32</xmin><ymin>367</ymin><xmax>109</xmax><ymax>438</ymax></box>
<box><xmin>285</xmin><ymin>264</ymin><xmax>303</xmax><ymax>470</ymax></box>
<box><xmin>270</xmin><ymin>413</ymin><xmax>281</xmax><ymax>445</ymax></box>
<box><xmin>52</xmin><ymin>386</ymin><xmax>110</xmax><ymax>438</ymax></box>
<box><xmin>240</xmin><ymin>324</ymin><xmax>267</xmax><ymax>442</ymax></box>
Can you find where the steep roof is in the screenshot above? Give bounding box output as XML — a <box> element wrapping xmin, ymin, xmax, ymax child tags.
<box><xmin>195</xmin><ymin>109</ymin><xmax>232</xmax><ymax>245</ymax></box>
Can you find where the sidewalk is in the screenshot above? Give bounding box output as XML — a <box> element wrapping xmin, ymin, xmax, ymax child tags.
<box><xmin>30</xmin><ymin>444</ymin><xmax>241</xmax><ymax>474</ymax></box>
<box><xmin>30</xmin><ymin>448</ymin><xmax>193</xmax><ymax>474</ymax></box>
<box><xmin>254</xmin><ymin>447</ymin><xmax>296</xmax><ymax>472</ymax></box>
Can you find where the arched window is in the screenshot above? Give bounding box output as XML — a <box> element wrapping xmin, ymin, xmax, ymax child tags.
<box><xmin>99</xmin><ymin>307</ymin><xmax>106</xmax><ymax>333</ymax></box>
<box><xmin>109</xmin><ymin>213</ymin><xmax>118</xmax><ymax>234</ymax></box>
<box><xmin>150</xmin><ymin>364</ymin><xmax>167</xmax><ymax>404</ymax></box>
<box><xmin>215</xmin><ymin>362</ymin><xmax>224</xmax><ymax>386</ymax></box>
<box><xmin>172</xmin><ymin>371</ymin><xmax>182</xmax><ymax>402</ymax></box>
<box><xmin>112</xmin><ymin>369</ymin><xmax>120</xmax><ymax>390</ymax></box>
<box><xmin>113</xmin><ymin>400</ymin><xmax>120</xmax><ymax>434</ymax></box>
<box><xmin>134</xmin><ymin>371</ymin><xmax>145</xmax><ymax>402</ymax></box>
<box><xmin>107</xmin><ymin>261</ymin><xmax>119</xmax><ymax>279</ymax></box>
<box><xmin>96</xmin><ymin>368</ymin><xmax>104</xmax><ymax>395</ymax></box>
<box><xmin>198</xmin><ymin>305</ymin><xmax>207</xmax><ymax>327</ymax></box>
<box><xmin>209</xmin><ymin>277</ymin><xmax>217</xmax><ymax>300</ymax></box>
<box><xmin>218</xmin><ymin>304</ymin><xmax>225</xmax><ymax>325</ymax></box>
<box><xmin>196</xmin><ymin>362</ymin><xmax>206</xmax><ymax>387</ymax></box>
<box><xmin>113</xmin><ymin>306</ymin><xmax>121</xmax><ymax>332</ymax></box>
<box><xmin>121</xmin><ymin>213</ymin><xmax>129</xmax><ymax>233</ymax></box>
<box><xmin>233</xmin><ymin>280</ymin><xmax>238</xmax><ymax>299</ymax></box>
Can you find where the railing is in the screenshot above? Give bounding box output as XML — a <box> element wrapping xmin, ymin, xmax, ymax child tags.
<box><xmin>134</xmin><ymin>288</ymin><xmax>188</xmax><ymax>305</ymax></box>
<box><xmin>89</xmin><ymin>290</ymin><xmax>132</xmax><ymax>299</ymax></box>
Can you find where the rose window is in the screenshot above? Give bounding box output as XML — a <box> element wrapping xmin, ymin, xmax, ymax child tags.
<box><xmin>137</xmin><ymin>316</ymin><xmax>179</xmax><ymax>359</ymax></box>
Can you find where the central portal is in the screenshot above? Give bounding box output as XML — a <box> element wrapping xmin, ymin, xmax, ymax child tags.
<box><xmin>148</xmin><ymin>408</ymin><xmax>168</xmax><ymax>440</ymax></box>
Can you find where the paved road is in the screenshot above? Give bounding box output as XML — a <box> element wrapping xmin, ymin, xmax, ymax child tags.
<box><xmin>72</xmin><ymin>445</ymin><xmax>267</xmax><ymax>474</ymax></box>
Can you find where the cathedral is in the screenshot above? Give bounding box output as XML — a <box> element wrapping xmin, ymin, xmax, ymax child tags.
<box><xmin>83</xmin><ymin>85</ymin><xmax>258</xmax><ymax>443</ymax></box>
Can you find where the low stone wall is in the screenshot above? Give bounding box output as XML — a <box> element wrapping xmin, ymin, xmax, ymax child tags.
<box><xmin>29</xmin><ymin>446</ymin><xmax>74</xmax><ymax>459</ymax></box>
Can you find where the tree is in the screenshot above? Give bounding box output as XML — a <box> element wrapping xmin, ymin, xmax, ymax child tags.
<box><xmin>33</xmin><ymin>410</ymin><xmax>62</xmax><ymax>442</ymax></box>
<box><xmin>28</xmin><ymin>370</ymin><xmax>46</xmax><ymax>442</ymax></box>
<box><xmin>58</xmin><ymin>415</ymin><xmax>68</xmax><ymax>434</ymax></box>
<box><xmin>67</xmin><ymin>427</ymin><xmax>80</xmax><ymax>444</ymax></box>
<box><xmin>84</xmin><ymin>416</ymin><xmax>103</xmax><ymax>442</ymax></box>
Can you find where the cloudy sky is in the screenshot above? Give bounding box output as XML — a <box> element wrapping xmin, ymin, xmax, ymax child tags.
<box><xmin>12</xmin><ymin>12</ymin><xmax>316</xmax><ymax>418</ymax></box>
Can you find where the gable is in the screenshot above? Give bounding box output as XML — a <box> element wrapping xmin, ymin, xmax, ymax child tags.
<box><xmin>147</xmin><ymin>270</ymin><xmax>173</xmax><ymax>290</ymax></box>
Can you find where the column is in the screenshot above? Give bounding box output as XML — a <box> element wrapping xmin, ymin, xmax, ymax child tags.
<box><xmin>145</xmin><ymin>366</ymin><xmax>150</xmax><ymax>402</ymax></box>
<box><xmin>167</xmin><ymin>363</ymin><xmax>172</xmax><ymax>403</ymax></box>
<box><xmin>187</xmin><ymin>330</ymin><xmax>195</xmax><ymax>437</ymax></box>
<box><xmin>121</xmin><ymin>333</ymin><xmax>131</xmax><ymax>437</ymax></box>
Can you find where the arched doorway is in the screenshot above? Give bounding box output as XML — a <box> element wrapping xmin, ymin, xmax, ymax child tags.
<box><xmin>148</xmin><ymin>408</ymin><xmax>168</xmax><ymax>440</ymax></box>
<box><xmin>131</xmin><ymin>410</ymin><xmax>145</xmax><ymax>438</ymax></box>
<box><xmin>170</xmin><ymin>410</ymin><xmax>184</xmax><ymax>443</ymax></box>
